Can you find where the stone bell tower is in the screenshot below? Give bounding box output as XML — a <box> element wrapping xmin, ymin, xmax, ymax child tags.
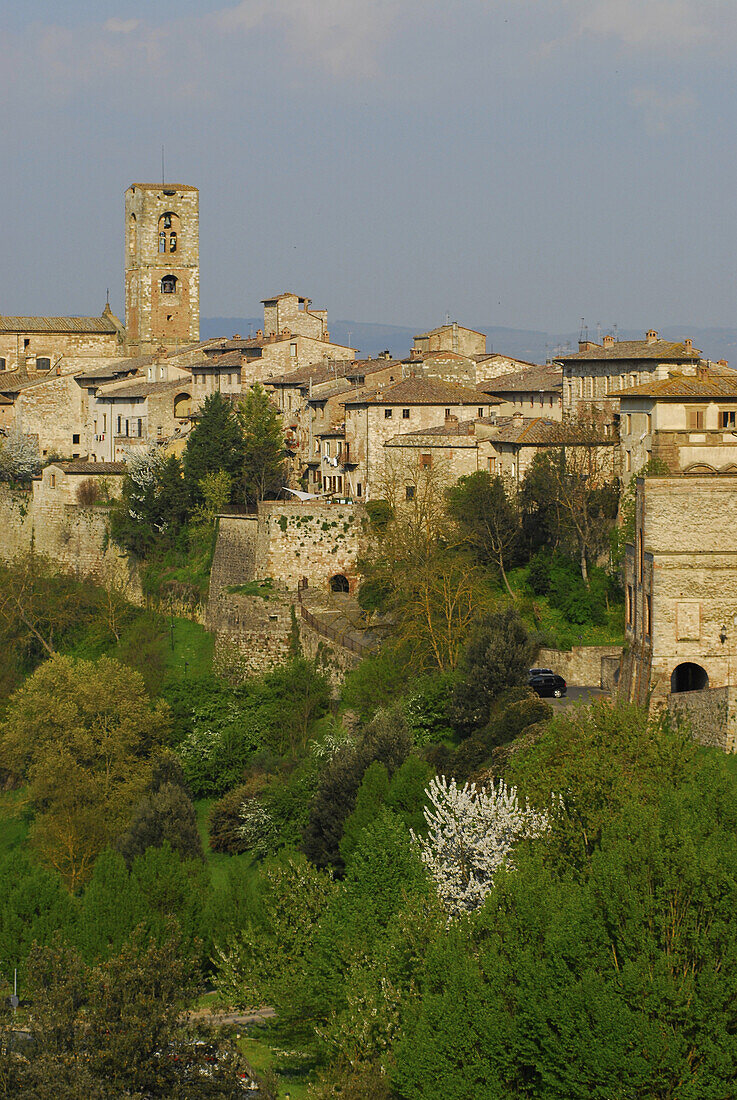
<box><xmin>124</xmin><ymin>183</ymin><xmax>200</xmax><ymax>356</ymax></box>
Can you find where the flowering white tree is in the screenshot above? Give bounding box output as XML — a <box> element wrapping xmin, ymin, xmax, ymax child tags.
<box><xmin>412</xmin><ymin>775</ymin><xmax>550</xmax><ymax>917</ymax></box>
<box><xmin>124</xmin><ymin>446</ymin><xmax>168</xmax><ymax>527</ymax></box>
<box><xmin>0</xmin><ymin>428</ymin><xmax>40</xmax><ymax>483</ymax></box>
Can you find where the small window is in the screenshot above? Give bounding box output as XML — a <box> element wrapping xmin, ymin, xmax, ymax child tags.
<box><xmin>50</xmin><ymin>473</ymin><xmax>55</xmax><ymax>488</ymax></box>
<box><xmin>36</xmin><ymin>357</ymin><xmax>50</xmax><ymax>371</ymax></box>
<box><xmin>625</xmin><ymin>413</ymin><xmax>632</xmax><ymax>434</ymax></box>
<box><xmin>159</xmin><ymin>233</ymin><xmax>166</xmax><ymax>253</ymax></box>
<box><xmin>488</xmin><ymin>456</ymin><xmax>496</xmax><ymax>473</ymax></box>
<box><xmin>721</xmin><ymin>410</ymin><xmax>737</xmax><ymax>429</ymax></box>
<box><xmin>325</xmin><ymin>442</ymin><xmax>331</xmax><ymax>457</ymax></box>
<box><xmin>625</xmin><ymin>450</ymin><xmax>632</xmax><ymax>472</ymax></box>
<box><xmin>117</xmin><ymin>416</ymin><xmax>122</xmax><ymax>435</ymax></box>
<box><xmin>646</xmin><ymin>413</ymin><xmax>652</xmax><ymax>433</ymax></box>
<box><xmin>72</xmin><ymin>434</ymin><xmax>80</xmax><ymax>445</ymax></box>
<box><xmin>161</xmin><ymin>275</ymin><xmax>177</xmax><ymax>294</ymax></box>
<box><xmin>645</xmin><ymin>595</ymin><xmax>652</xmax><ymax>637</ymax></box>
<box><xmin>137</xmin><ymin>419</ymin><xmax>143</xmax><ymax>437</ymax></box>
<box><xmin>23</xmin><ymin>339</ymin><xmax>30</xmax><ymax>349</ymax></box>
<box><xmin>169</xmin><ymin>232</ymin><xmax>177</xmax><ymax>253</ymax></box>
<box><xmin>384</xmin><ymin>408</ymin><xmax>393</xmax><ymax>419</ymax></box>
<box><xmin>357</xmin><ymin>482</ymin><xmax>362</xmax><ymax>497</ymax></box>
<box><xmin>402</xmin><ymin>408</ymin><xmax>410</xmax><ymax>419</ymax></box>
<box><xmin>478</xmin><ymin>407</ymin><xmax>484</xmax><ymax>418</ymax></box>
<box><xmin>0</xmin><ymin>358</ymin><xmax>5</xmax><ymax>371</ymax></box>
<box><xmin>444</xmin><ymin>408</ymin><xmax>451</xmax><ymax>419</ymax></box>
<box><xmin>290</xmin><ymin>343</ymin><xmax>297</xmax><ymax>357</ymax></box>
<box><xmin>687</xmin><ymin>408</ymin><xmax>704</xmax><ymax>430</ymax></box>
<box><xmin>405</xmin><ymin>485</ymin><xmax>415</xmax><ymax>501</ymax></box>
<box><xmin>420</xmin><ymin>453</ymin><xmax>432</xmax><ymax>469</ymax></box>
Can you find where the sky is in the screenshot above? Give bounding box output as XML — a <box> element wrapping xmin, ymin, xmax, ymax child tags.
<box><xmin>1</xmin><ymin>0</ymin><xmax>736</xmax><ymax>336</ymax></box>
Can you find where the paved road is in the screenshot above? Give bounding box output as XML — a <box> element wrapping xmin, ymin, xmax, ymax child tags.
<box><xmin>548</xmin><ymin>685</ymin><xmax>608</xmax><ymax>709</ymax></box>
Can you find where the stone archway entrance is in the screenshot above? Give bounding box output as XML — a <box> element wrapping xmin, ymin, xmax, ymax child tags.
<box><xmin>330</xmin><ymin>573</ymin><xmax>350</xmax><ymax>593</ymax></box>
<box><xmin>671</xmin><ymin>662</ymin><xmax>709</xmax><ymax>693</ymax></box>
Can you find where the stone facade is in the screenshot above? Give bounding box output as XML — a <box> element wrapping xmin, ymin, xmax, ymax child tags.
<box><xmin>412</xmin><ymin>322</ymin><xmax>486</xmax><ymax>357</ymax></box>
<box><xmin>556</xmin><ymin>331</ymin><xmax>700</xmax><ymax>420</ymax></box>
<box><xmin>0</xmin><ymin>310</ymin><xmax>124</xmax><ymax>377</ymax></box>
<box><xmin>90</xmin><ymin>371</ymin><xmax>193</xmax><ymax>462</ymax></box>
<box><xmin>262</xmin><ymin>293</ymin><xmax>328</xmax><ymax>340</ymax></box>
<box><xmin>124</xmin><ymin>184</ymin><xmax>200</xmax><ymax>355</ymax></box>
<box><xmin>0</xmin><ymin>471</ymin><xmax>134</xmax><ymax>592</ymax></box>
<box><xmin>620</xmin><ymin>476</ymin><xmax>737</xmax><ymax>753</ymax></box>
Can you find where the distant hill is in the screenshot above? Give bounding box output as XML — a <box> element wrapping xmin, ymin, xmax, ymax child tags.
<box><xmin>201</xmin><ymin>317</ymin><xmax>736</xmax><ymax>367</ymax></box>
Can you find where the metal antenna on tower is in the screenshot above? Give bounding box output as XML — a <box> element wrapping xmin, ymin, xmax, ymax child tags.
<box><xmin>161</xmin><ymin>146</ymin><xmax>165</xmax><ymax>186</ymax></box>
<box><xmin>579</xmin><ymin>318</ymin><xmax>585</xmax><ymax>342</ymax></box>
<box><xmin>596</xmin><ymin>321</ymin><xmax>602</xmax><ymax>343</ymax></box>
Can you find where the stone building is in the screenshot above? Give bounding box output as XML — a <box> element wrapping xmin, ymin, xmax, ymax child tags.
<box><xmin>412</xmin><ymin>321</ymin><xmax>486</xmax><ymax>358</ymax></box>
<box><xmin>620</xmin><ymin>473</ymin><xmax>737</xmax><ymax>750</ymax></box>
<box><xmin>262</xmin><ymin>293</ymin><xmax>328</xmax><ymax>340</ymax></box>
<box><xmin>124</xmin><ymin>183</ymin><xmax>200</xmax><ymax>355</ymax></box>
<box><xmin>478</xmin><ymin>365</ymin><xmax>562</xmax><ymax>420</ymax></box>
<box><xmin>0</xmin><ymin>308</ymin><xmax>125</xmax><ymax>377</ymax></box>
<box><xmin>342</xmin><ymin>377</ymin><xmax>498</xmax><ymax>499</ymax></box>
<box><xmin>473</xmin><ymin>352</ymin><xmax>544</xmax><ymax>384</ymax></box>
<box><xmin>556</xmin><ymin>330</ymin><xmax>701</xmax><ymax>419</ymax></box>
<box><xmin>90</xmin><ymin>370</ymin><xmax>193</xmax><ymax>462</ymax></box>
<box><xmin>385</xmin><ymin>413</ymin><xmax>618</xmax><ymax>492</ymax></box>
<box><xmin>617</xmin><ymin>365</ymin><xmax>737</xmax><ymax>480</ymax></box>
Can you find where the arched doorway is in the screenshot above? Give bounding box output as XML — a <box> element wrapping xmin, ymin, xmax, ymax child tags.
<box><xmin>671</xmin><ymin>662</ymin><xmax>708</xmax><ymax>693</ymax></box>
<box><xmin>330</xmin><ymin>574</ymin><xmax>350</xmax><ymax>593</ymax></box>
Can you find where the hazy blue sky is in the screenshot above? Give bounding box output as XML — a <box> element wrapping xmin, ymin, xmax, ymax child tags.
<box><xmin>1</xmin><ymin>1</ymin><xmax>736</xmax><ymax>335</ymax></box>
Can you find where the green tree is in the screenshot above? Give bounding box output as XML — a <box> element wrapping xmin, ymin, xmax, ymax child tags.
<box><xmin>184</xmin><ymin>392</ymin><xmax>245</xmax><ymax>505</ymax></box>
<box><xmin>10</xmin><ymin>927</ymin><xmax>248</xmax><ymax>1098</ymax></box>
<box><xmin>446</xmin><ymin>471</ymin><xmax>519</xmax><ymax>597</ymax></box>
<box><xmin>0</xmin><ymin>655</ymin><xmax>170</xmax><ymax>889</ymax></box>
<box><xmin>448</xmin><ymin>608</ymin><xmax>536</xmax><ymax>737</ymax></box>
<box><xmin>238</xmin><ymin>383</ymin><xmax>287</xmax><ymax>505</ymax></box>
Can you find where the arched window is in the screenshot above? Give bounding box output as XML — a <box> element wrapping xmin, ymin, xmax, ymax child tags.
<box><xmin>174</xmin><ymin>392</ymin><xmax>191</xmax><ymax>418</ymax></box>
<box><xmin>161</xmin><ymin>275</ymin><xmax>177</xmax><ymax>295</ymax></box>
<box><xmin>158</xmin><ymin>212</ymin><xmax>180</xmax><ymax>254</ymax></box>
<box><xmin>330</xmin><ymin>574</ymin><xmax>350</xmax><ymax>593</ymax></box>
<box><xmin>36</xmin><ymin>357</ymin><xmax>51</xmax><ymax>371</ymax></box>
<box><xmin>671</xmin><ymin>662</ymin><xmax>708</xmax><ymax>694</ymax></box>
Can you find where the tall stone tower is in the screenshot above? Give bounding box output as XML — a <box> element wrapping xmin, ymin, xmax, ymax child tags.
<box><xmin>124</xmin><ymin>183</ymin><xmax>199</xmax><ymax>355</ymax></box>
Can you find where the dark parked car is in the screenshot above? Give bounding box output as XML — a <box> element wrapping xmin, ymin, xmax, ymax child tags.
<box><xmin>528</xmin><ymin>671</ymin><xmax>567</xmax><ymax>698</ymax></box>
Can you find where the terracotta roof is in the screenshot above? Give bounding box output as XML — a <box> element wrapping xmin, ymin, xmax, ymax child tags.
<box><xmin>130</xmin><ymin>183</ymin><xmax>198</xmax><ymax>192</ymax></box>
<box><xmin>0</xmin><ymin>315</ymin><xmax>120</xmax><ymax>335</ymax></box>
<box><xmin>414</xmin><ymin>322</ymin><xmax>485</xmax><ymax>339</ymax></box>
<box><xmin>267</xmin><ymin>360</ymin><xmax>364</xmax><ymax>387</ymax></box>
<box><xmin>556</xmin><ymin>339</ymin><xmax>700</xmax><ymax>362</ymax></box>
<box><xmin>478</xmin><ymin>366</ymin><xmax>562</xmax><ymax>394</ymax></box>
<box><xmin>386</xmin><ymin>420</ymin><xmax>479</xmax><ymax>446</ymax></box>
<box><xmin>261</xmin><ymin>292</ymin><xmax>310</xmax><ymax>303</ymax></box>
<box><xmin>615</xmin><ymin>369</ymin><xmax>737</xmax><ymax>398</ymax></box>
<box><xmin>473</xmin><ymin>353</ymin><xmax>541</xmax><ymax>367</ymax></box>
<box><xmin>74</xmin><ymin>356</ymin><xmax>158</xmax><ymax>382</ymax></box>
<box><xmin>191</xmin><ymin>350</ymin><xmax>243</xmax><ymax>370</ymax></box>
<box><xmin>344</xmin><ymin>377</ymin><xmax>499</xmax><ymax>407</ymax></box>
<box><xmin>53</xmin><ymin>461</ymin><xmax>126</xmax><ymax>475</ymax></box>
<box><xmin>488</xmin><ymin>416</ymin><xmax>615</xmax><ymax>445</ymax></box>
<box><xmin>97</xmin><ymin>377</ymin><xmax>191</xmax><ymax>400</ymax></box>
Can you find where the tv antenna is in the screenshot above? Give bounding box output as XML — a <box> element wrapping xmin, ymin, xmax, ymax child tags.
<box><xmin>161</xmin><ymin>145</ymin><xmax>165</xmax><ymax>186</ymax></box>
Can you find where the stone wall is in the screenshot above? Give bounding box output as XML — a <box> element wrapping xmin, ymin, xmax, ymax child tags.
<box><xmin>211</xmin><ymin>590</ymin><xmax>294</xmax><ymax>678</ymax></box>
<box><xmin>537</xmin><ymin>645</ymin><xmax>623</xmax><ymax>687</ymax></box>
<box><xmin>0</xmin><ymin>483</ymin><xmax>137</xmax><ymax>593</ymax></box>
<box><xmin>254</xmin><ymin>502</ymin><xmax>362</xmax><ymax>592</ymax></box>
<box><xmin>666</xmin><ymin>686</ymin><xmax>737</xmax><ymax>752</ymax></box>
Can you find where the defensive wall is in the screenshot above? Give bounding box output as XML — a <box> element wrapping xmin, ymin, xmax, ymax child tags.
<box><xmin>207</xmin><ymin>501</ymin><xmax>365</xmax><ymax>675</ymax></box>
<box><xmin>0</xmin><ymin>481</ymin><xmax>136</xmax><ymax>593</ymax></box>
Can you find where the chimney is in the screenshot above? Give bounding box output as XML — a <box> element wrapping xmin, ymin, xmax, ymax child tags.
<box><xmin>256</xmin><ymin>329</ymin><xmax>263</xmax><ymax>339</ymax></box>
<box><xmin>512</xmin><ymin>412</ymin><xmax>524</xmax><ymax>429</ymax></box>
<box><xmin>684</xmin><ymin>338</ymin><xmax>693</xmax><ymax>354</ymax></box>
<box><xmin>718</xmin><ymin>359</ymin><xmax>729</xmax><ymax>368</ymax></box>
<box><xmin>578</xmin><ymin>340</ymin><xmax>598</xmax><ymax>352</ymax></box>
<box><xmin>602</xmin><ymin>333</ymin><xmax>615</xmax><ymax>348</ymax></box>
<box><xmin>646</xmin><ymin>329</ymin><xmax>658</xmax><ymax>344</ymax></box>
<box><xmin>232</xmin><ymin>333</ymin><xmax>241</xmax><ymax>340</ymax></box>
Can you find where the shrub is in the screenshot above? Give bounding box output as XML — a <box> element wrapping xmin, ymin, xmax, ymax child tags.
<box><xmin>209</xmin><ymin>781</ymin><xmax>261</xmax><ymax>855</ymax></box>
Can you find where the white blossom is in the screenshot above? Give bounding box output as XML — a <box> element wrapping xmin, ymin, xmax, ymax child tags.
<box><xmin>412</xmin><ymin>775</ymin><xmax>549</xmax><ymax>917</ymax></box>
<box><xmin>0</xmin><ymin>428</ymin><xmax>40</xmax><ymax>483</ymax></box>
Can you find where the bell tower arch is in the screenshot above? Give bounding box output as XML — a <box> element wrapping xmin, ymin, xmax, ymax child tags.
<box><xmin>124</xmin><ymin>183</ymin><xmax>199</xmax><ymax>355</ymax></box>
